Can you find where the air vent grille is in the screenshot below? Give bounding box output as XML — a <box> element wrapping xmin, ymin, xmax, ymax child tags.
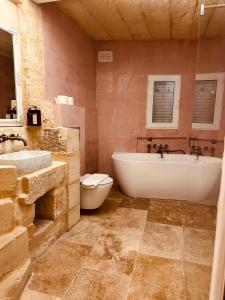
<box><xmin>98</xmin><ymin>51</ymin><xmax>113</xmax><ymax>63</ymax></box>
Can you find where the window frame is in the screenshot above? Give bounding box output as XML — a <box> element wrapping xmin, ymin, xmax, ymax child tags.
<box><xmin>146</xmin><ymin>74</ymin><xmax>181</xmax><ymax>129</ymax></box>
<box><xmin>192</xmin><ymin>72</ymin><xmax>225</xmax><ymax>131</ymax></box>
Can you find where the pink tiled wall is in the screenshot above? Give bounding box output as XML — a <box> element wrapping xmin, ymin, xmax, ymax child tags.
<box><xmin>41</xmin><ymin>4</ymin><xmax>98</xmax><ymax>174</ymax></box>
<box><xmin>96</xmin><ymin>40</ymin><xmax>225</xmax><ymax>176</ymax></box>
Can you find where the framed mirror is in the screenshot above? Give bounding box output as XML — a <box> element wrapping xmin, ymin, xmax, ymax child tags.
<box><xmin>0</xmin><ymin>25</ymin><xmax>23</xmax><ymax>126</ymax></box>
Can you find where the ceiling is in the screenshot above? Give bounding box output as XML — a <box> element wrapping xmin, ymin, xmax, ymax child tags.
<box><xmin>57</xmin><ymin>0</ymin><xmax>225</xmax><ymax>40</ymax></box>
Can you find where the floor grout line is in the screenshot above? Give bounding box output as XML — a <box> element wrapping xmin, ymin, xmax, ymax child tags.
<box><xmin>124</xmin><ymin>216</ymin><xmax>147</xmax><ymax>300</ymax></box>
<box><xmin>181</xmin><ymin>215</ymin><xmax>188</xmax><ymax>300</ymax></box>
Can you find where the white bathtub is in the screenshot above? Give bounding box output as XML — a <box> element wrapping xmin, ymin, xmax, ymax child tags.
<box><xmin>112</xmin><ymin>152</ymin><xmax>222</xmax><ymax>205</ymax></box>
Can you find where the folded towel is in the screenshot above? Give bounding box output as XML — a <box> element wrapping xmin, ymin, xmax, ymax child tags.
<box><xmin>80</xmin><ymin>173</ymin><xmax>109</xmax><ymax>188</ymax></box>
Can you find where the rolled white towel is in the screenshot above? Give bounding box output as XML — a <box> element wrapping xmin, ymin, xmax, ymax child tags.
<box><xmin>80</xmin><ymin>173</ymin><xmax>109</xmax><ymax>188</ymax></box>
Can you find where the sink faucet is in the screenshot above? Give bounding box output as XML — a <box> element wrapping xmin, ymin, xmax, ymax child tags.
<box><xmin>0</xmin><ymin>134</ymin><xmax>27</xmax><ymax>146</ymax></box>
<box><xmin>153</xmin><ymin>144</ymin><xmax>169</xmax><ymax>158</ymax></box>
<box><xmin>191</xmin><ymin>146</ymin><xmax>202</xmax><ymax>159</ymax></box>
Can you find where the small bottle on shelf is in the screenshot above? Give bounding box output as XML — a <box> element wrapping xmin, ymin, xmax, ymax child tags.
<box><xmin>5</xmin><ymin>107</ymin><xmax>11</xmax><ymax>119</ymax></box>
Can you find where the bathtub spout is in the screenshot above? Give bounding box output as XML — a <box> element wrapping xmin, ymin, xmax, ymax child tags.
<box><xmin>191</xmin><ymin>146</ymin><xmax>202</xmax><ymax>159</ymax></box>
<box><xmin>153</xmin><ymin>144</ymin><xmax>168</xmax><ymax>158</ymax></box>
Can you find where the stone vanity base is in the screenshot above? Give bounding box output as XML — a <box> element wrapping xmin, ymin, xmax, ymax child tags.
<box><xmin>0</xmin><ymin>127</ymin><xmax>81</xmax><ymax>298</ymax></box>
<box><xmin>0</xmin><ymin>160</ymin><xmax>70</xmax><ymax>299</ymax></box>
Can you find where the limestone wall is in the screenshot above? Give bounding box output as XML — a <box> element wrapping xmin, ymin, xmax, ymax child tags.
<box><xmin>0</xmin><ymin>2</ymin><xmax>81</xmax><ymax>297</ymax></box>
<box><xmin>0</xmin><ymin>0</ymin><xmax>81</xmax><ymax>257</ymax></box>
<box><xmin>0</xmin><ymin>0</ymin><xmax>80</xmax><ymax>228</ymax></box>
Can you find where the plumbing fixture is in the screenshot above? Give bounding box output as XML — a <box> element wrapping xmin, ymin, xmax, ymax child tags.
<box><xmin>191</xmin><ymin>146</ymin><xmax>202</xmax><ymax>159</ymax></box>
<box><xmin>0</xmin><ymin>134</ymin><xmax>27</xmax><ymax>146</ymax></box>
<box><xmin>153</xmin><ymin>144</ymin><xmax>168</xmax><ymax>158</ymax></box>
<box><xmin>200</xmin><ymin>3</ymin><xmax>225</xmax><ymax>16</ymax></box>
<box><xmin>147</xmin><ymin>137</ymin><xmax>152</xmax><ymax>153</ymax></box>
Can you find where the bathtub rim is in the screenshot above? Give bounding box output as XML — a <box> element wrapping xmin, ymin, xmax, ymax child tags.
<box><xmin>112</xmin><ymin>152</ymin><xmax>222</xmax><ymax>165</ymax></box>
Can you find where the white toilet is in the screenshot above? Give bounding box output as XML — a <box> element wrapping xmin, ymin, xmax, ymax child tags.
<box><xmin>80</xmin><ymin>175</ymin><xmax>113</xmax><ymax>209</ymax></box>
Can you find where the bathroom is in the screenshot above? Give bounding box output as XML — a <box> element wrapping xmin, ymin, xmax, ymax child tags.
<box><xmin>0</xmin><ymin>0</ymin><xmax>225</xmax><ymax>299</ymax></box>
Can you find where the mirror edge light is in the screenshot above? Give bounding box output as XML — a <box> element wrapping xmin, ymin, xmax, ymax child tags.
<box><xmin>0</xmin><ymin>24</ymin><xmax>23</xmax><ymax>127</ymax></box>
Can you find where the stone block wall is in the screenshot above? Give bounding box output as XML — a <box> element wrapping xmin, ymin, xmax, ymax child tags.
<box><xmin>0</xmin><ymin>1</ymin><xmax>81</xmax><ymax>297</ymax></box>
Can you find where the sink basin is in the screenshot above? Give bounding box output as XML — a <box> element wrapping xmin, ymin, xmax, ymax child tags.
<box><xmin>0</xmin><ymin>151</ymin><xmax>52</xmax><ymax>175</ymax></box>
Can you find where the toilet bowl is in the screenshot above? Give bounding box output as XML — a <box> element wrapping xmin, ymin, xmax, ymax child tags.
<box><xmin>80</xmin><ymin>176</ymin><xmax>113</xmax><ymax>209</ymax></box>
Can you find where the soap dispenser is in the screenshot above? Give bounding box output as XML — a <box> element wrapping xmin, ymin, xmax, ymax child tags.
<box><xmin>27</xmin><ymin>106</ymin><xmax>42</xmax><ymax>126</ymax></box>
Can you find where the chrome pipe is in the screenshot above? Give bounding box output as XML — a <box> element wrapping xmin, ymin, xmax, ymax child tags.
<box><xmin>201</xmin><ymin>3</ymin><xmax>225</xmax><ymax>15</ymax></box>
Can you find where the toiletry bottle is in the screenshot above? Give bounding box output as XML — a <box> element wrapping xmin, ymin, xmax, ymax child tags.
<box><xmin>27</xmin><ymin>106</ymin><xmax>42</xmax><ymax>126</ymax></box>
<box><xmin>12</xmin><ymin>106</ymin><xmax>17</xmax><ymax>119</ymax></box>
<box><xmin>33</xmin><ymin>106</ymin><xmax>41</xmax><ymax>126</ymax></box>
<box><xmin>27</xmin><ymin>107</ymin><xmax>32</xmax><ymax>125</ymax></box>
<box><xmin>6</xmin><ymin>107</ymin><xmax>11</xmax><ymax>119</ymax></box>
<box><xmin>32</xmin><ymin>106</ymin><xmax>38</xmax><ymax>125</ymax></box>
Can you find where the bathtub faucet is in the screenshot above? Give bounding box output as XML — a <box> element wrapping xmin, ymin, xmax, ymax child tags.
<box><xmin>153</xmin><ymin>144</ymin><xmax>169</xmax><ymax>158</ymax></box>
<box><xmin>191</xmin><ymin>146</ymin><xmax>202</xmax><ymax>159</ymax></box>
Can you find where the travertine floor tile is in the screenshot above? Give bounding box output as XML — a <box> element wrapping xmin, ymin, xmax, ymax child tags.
<box><xmin>183</xmin><ymin>228</ymin><xmax>215</xmax><ymax>266</ymax></box>
<box><xmin>150</xmin><ymin>199</ymin><xmax>180</xmax><ymax>207</ymax></box>
<box><xmin>148</xmin><ymin>203</ymin><xmax>182</xmax><ymax>226</ymax></box>
<box><xmin>140</xmin><ymin>222</ymin><xmax>183</xmax><ymax>260</ymax></box>
<box><xmin>107</xmin><ymin>207</ymin><xmax>147</xmax><ymax>231</ymax></box>
<box><xmin>28</xmin><ymin>241</ymin><xmax>91</xmax><ymax>297</ymax></box>
<box><xmin>119</xmin><ymin>197</ymin><xmax>150</xmax><ymax>210</ymax></box>
<box><xmin>63</xmin><ymin>268</ymin><xmax>130</xmax><ymax>300</ymax></box>
<box><xmin>108</xmin><ymin>186</ymin><xmax>125</xmax><ymax>198</ymax></box>
<box><xmin>128</xmin><ymin>254</ymin><xmax>185</xmax><ymax>300</ymax></box>
<box><xmin>21</xmin><ymin>288</ymin><xmax>62</xmax><ymax>300</ymax></box>
<box><xmin>23</xmin><ymin>188</ymin><xmax>215</xmax><ymax>300</ymax></box>
<box><xmin>181</xmin><ymin>202</ymin><xmax>216</xmax><ymax>230</ymax></box>
<box><xmin>59</xmin><ymin>218</ymin><xmax>105</xmax><ymax>247</ymax></box>
<box><xmin>83</xmin><ymin>228</ymin><xmax>142</xmax><ymax>276</ymax></box>
<box><xmin>81</xmin><ymin>198</ymin><xmax>122</xmax><ymax>224</ymax></box>
<box><xmin>184</xmin><ymin>262</ymin><xmax>212</xmax><ymax>300</ymax></box>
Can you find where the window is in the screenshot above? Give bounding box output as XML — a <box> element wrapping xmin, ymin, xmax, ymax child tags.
<box><xmin>146</xmin><ymin>75</ymin><xmax>181</xmax><ymax>129</ymax></box>
<box><xmin>192</xmin><ymin>73</ymin><xmax>225</xmax><ymax>130</ymax></box>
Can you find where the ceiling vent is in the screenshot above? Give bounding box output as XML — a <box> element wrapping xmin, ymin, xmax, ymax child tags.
<box><xmin>32</xmin><ymin>0</ymin><xmax>60</xmax><ymax>4</ymax></box>
<box><xmin>98</xmin><ymin>51</ymin><xmax>113</xmax><ymax>63</ymax></box>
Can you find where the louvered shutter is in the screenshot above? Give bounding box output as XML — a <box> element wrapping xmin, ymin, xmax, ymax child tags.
<box><xmin>152</xmin><ymin>81</ymin><xmax>175</xmax><ymax>123</ymax></box>
<box><xmin>193</xmin><ymin>80</ymin><xmax>217</xmax><ymax>124</ymax></box>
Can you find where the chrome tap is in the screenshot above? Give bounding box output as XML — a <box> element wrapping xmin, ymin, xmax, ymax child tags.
<box><xmin>153</xmin><ymin>144</ymin><xmax>169</xmax><ymax>158</ymax></box>
<box><xmin>0</xmin><ymin>134</ymin><xmax>27</xmax><ymax>146</ymax></box>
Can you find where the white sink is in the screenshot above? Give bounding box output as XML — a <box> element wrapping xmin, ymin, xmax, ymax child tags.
<box><xmin>0</xmin><ymin>151</ymin><xmax>52</xmax><ymax>175</ymax></box>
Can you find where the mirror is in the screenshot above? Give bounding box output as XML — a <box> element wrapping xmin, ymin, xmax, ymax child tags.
<box><xmin>0</xmin><ymin>25</ymin><xmax>22</xmax><ymax>126</ymax></box>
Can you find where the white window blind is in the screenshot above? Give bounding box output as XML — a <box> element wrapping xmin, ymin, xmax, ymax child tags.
<box><xmin>152</xmin><ymin>81</ymin><xmax>175</xmax><ymax>123</ymax></box>
<box><xmin>146</xmin><ymin>75</ymin><xmax>181</xmax><ymax>129</ymax></box>
<box><xmin>193</xmin><ymin>80</ymin><xmax>217</xmax><ymax>124</ymax></box>
<box><xmin>192</xmin><ymin>73</ymin><xmax>225</xmax><ymax>130</ymax></box>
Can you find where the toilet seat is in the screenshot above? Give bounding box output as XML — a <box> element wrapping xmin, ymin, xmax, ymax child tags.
<box><xmin>80</xmin><ymin>174</ymin><xmax>113</xmax><ymax>187</ymax></box>
<box><xmin>98</xmin><ymin>177</ymin><xmax>113</xmax><ymax>186</ymax></box>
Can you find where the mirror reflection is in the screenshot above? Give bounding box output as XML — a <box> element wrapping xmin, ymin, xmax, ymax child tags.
<box><xmin>0</xmin><ymin>27</ymin><xmax>16</xmax><ymax>119</ymax></box>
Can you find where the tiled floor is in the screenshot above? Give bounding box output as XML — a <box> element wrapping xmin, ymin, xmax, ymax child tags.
<box><xmin>21</xmin><ymin>187</ymin><xmax>217</xmax><ymax>300</ymax></box>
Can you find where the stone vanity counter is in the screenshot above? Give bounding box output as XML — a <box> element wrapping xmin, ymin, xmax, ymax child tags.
<box><xmin>18</xmin><ymin>161</ymin><xmax>66</xmax><ymax>205</ymax></box>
